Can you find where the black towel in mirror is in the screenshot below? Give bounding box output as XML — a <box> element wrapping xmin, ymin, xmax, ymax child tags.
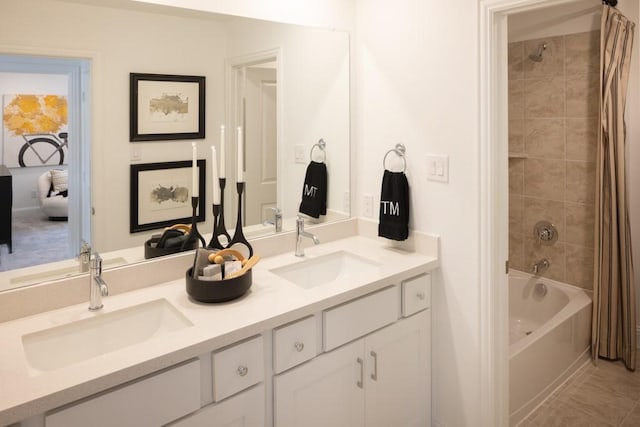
<box><xmin>378</xmin><ymin>170</ymin><xmax>409</xmax><ymax>241</ymax></box>
<box><xmin>299</xmin><ymin>161</ymin><xmax>327</xmax><ymax>219</ymax></box>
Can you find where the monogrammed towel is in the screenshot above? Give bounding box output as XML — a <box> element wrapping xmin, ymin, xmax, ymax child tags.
<box><xmin>298</xmin><ymin>161</ymin><xmax>327</xmax><ymax>218</ymax></box>
<box><xmin>378</xmin><ymin>170</ymin><xmax>409</xmax><ymax>241</ymax></box>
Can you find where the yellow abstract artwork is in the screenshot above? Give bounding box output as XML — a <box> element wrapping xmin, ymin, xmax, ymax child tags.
<box><xmin>2</xmin><ymin>94</ymin><xmax>68</xmax><ymax>168</ymax></box>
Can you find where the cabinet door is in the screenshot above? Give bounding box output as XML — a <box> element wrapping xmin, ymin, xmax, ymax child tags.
<box><xmin>169</xmin><ymin>384</ymin><xmax>264</xmax><ymax>427</ymax></box>
<box><xmin>365</xmin><ymin>310</ymin><xmax>430</xmax><ymax>427</ymax></box>
<box><xmin>274</xmin><ymin>339</ymin><xmax>365</xmax><ymax>427</ymax></box>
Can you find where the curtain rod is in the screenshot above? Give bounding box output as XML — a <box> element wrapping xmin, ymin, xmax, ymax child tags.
<box><xmin>603</xmin><ymin>0</ymin><xmax>618</xmax><ymax>7</ymax></box>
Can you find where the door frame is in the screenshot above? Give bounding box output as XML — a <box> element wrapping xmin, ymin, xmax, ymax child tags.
<box><xmin>226</xmin><ymin>48</ymin><xmax>283</xmax><ymax>222</ymax></box>
<box><xmin>478</xmin><ymin>0</ymin><xmax>586</xmax><ymax>425</ymax></box>
<box><xmin>0</xmin><ymin>50</ymin><xmax>94</xmax><ymax>255</ymax></box>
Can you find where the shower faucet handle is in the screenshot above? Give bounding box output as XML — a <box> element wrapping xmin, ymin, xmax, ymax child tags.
<box><xmin>534</xmin><ymin>221</ymin><xmax>558</xmax><ymax>246</ymax></box>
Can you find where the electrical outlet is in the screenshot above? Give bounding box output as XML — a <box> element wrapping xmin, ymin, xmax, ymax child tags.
<box><xmin>131</xmin><ymin>147</ymin><xmax>141</xmax><ymax>161</ymax></box>
<box><xmin>363</xmin><ymin>194</ymin><xmax>373</xmax><ymax>217</ymax></box>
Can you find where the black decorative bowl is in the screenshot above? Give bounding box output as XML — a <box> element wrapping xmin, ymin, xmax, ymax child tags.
<box><xmin>144</xmin><ymin>239</ymin><xmax>198</xmax><ymax>259</ymax></box>
<box><xmin>185</xmin><ymin>267</ymin><xmax>252</xmax><ymax>303</ymax></box>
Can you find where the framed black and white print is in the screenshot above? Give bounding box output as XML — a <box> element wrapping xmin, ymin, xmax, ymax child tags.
<box><xmin>130</xmin><ymin>73</ymin><xmax>205</xmax><ymax>141</ymax></box>
<box><xmin>130</xmin><ymin>160</ymin><xmax>206</xmax><ymax>233</ymax></box>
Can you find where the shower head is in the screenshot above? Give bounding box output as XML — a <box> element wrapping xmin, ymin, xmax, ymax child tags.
<box><xmin>529</xmin><ymin>42</ymin><xmax>547</xmax><ymax>62</ymax></box>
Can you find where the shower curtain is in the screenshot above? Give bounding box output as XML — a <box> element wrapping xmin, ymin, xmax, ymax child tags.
<box><xmin>592</xmin><ymin>4</ymin><xmax>636</xmax><ymax>371</ymax></box>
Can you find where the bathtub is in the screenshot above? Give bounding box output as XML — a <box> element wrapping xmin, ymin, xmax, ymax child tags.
<box><xmin>509</xmin><ymin>270</ymin><xmax>592</xmax><ymax>426</ymax></box>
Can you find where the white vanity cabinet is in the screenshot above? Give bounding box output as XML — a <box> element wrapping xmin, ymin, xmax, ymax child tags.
<box><xmin>274</xmin><ymin>277</ymin><xmax>431</xmax><ymax>427</ymax></box>
<box><xmin>45</xmin><ymin>360</ymin><xmax>201</xmax><ymax>427</ymax></box>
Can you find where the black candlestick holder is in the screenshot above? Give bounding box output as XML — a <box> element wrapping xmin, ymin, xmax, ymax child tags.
<box><xmin>208</xmin><ymin>204</ymin><xmax>226</xmax><ymax>250</ymax></box>
<box><xmin>182</xmin><ymin>196</ymin><xmax>206</xmax><ymax>250</ymax></box>
<box><xmin>226</xmin><ymin>182</ymin><xmax>253</xmax><ymax>258</ymax></box>
<box><xmin>216</xmin><ymin>177</ymin><xmax>231</xmax><ymax>245</ymax></box>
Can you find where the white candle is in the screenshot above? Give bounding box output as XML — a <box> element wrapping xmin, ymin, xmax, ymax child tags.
<box><xmin>192</xmin><ymin>142</ymin><xmax>198</xmax><ymax>198</ymax></box>
<box><xmin>219</xmin><ymin>125</ymin><xmax>226</xmax><ymax>178</ymax></box>
<box><xmin>237</xmin><ymin>126</ymin><xmax>244</xmax><ymax>182</ymax></box>
<box><xmin>211</xmin><ymin>146</ymin><xmax>220</xmax><ymax>205</ymax></box>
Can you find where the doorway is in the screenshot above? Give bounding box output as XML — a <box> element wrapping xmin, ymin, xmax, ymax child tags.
<box><xmin>0</xmin><ymin>54</ymin><xmax>91</xmax><ymax>270</ymax></box>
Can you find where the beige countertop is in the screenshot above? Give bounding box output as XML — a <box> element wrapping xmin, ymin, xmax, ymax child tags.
<box><xmin>0</xmin><ymin>234</ymin><xmax>438</xmax><ymax>425</ymax></box>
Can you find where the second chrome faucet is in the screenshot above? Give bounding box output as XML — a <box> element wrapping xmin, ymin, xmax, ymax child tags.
<box><xmin>295</xmin><ymin>216</ymin><xmax>319</xmax><ymax>257</ymax></box>
<box><xmin>89</xmin><ymin>253</ymin><xmax>109</xmax><ymax>311</ymax></box>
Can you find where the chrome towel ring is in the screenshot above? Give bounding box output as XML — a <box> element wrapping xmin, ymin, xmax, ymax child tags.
<box><xmin>310</xmin><ymin>138</ymin><xmax>326</xmax><ymax>163</ymax></box>
<box><xmin>383</xmin><ymin>143</ymin><xmax>406</xmax><ymax>172</ymax></box>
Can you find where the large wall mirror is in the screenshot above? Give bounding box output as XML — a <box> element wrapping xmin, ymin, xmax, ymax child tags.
<box><xmin>0</xmin><ymin>0</ymin><xmax>350</xmax><ymax>291</ymax></box>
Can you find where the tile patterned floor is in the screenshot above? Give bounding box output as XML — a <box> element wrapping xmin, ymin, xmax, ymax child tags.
<box><xmin>520</xmin><ymin>357</ymin><xmax>640</xmax><ymax>426</ymax></box>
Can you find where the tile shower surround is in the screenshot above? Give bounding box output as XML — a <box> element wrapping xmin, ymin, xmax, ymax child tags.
<box><xmin>508</xmin><ymin>31</ymin><xmax>599</xmax><ymax>289</ymax></box>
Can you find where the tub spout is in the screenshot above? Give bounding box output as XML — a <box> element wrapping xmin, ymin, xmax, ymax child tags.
<box><xmin>532</xmin><ymin>259</ymin><xmax>550</xmax><ymax>275</ymax></box>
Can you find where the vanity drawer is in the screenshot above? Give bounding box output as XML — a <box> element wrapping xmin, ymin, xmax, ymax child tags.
<box><xmin>45</xmin><ymin>360</ymin><xmax>200</xmax><ymax>427</ymax></box>
<box><xmin>402</xmin><ymin>273</ymin><xmax>431</xmax><ymax>317</ymax></box>
<box><xmin>323</xmin><ymin>286</ymin><xmax>399</xmax><ymax>351</ymax></box>
<box><xmin>273</xmin><ymin>315</ymin><xmax>317</xmax><ymax>373</ymax></box>
<box><xmin>213</xmin><ymin>335</ymin><xmax>264</xmax><ymax>401</ymax></box>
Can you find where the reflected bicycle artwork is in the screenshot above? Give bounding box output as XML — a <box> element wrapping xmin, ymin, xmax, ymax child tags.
<box><xmin>2</xmin><ymin>94</ymin><xmax>68</xmax><ymax>168</ymax></box>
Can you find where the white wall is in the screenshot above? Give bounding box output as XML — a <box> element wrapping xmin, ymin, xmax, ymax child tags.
<box><xmin>0</xmin><ymin>72</ymin><xmax>68</xmax><ymax>211</ymax></box>
<box><xmin>355</xmin><ymin>0</ymin><xmax>480</xmax><ymax>425</ymax></box>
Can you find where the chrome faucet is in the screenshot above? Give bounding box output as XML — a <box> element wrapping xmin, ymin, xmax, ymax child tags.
<box><xmin>263</xmin><ymin>207</ymin><xmax>283</xmax><ymax>232</ymax></box>
<box><xmin>78</xmin><ymin>240</ymin><xmax>91</xmax><ymax>273</ymax></box>
<box><xmin>89</xmin><ymin>253</ymin><xmax>109</xmax><ymax>311</ymax></box>
<box><xmin>295</xmin><ymin>216</ymin><xmax>319</xmax><ymax>257</ymax></box>
<box><xmin>532</xmin><ymin>258</ymin><xmax>550</xmax><ymax>275</ymax></box>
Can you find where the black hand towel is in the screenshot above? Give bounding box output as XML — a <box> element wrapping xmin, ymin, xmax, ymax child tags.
<box><xmin>299</xmin><ymin>161</ymin><xmax>327</xmax><ymax>219</ymax></box>
<box><xmin>378</xmin><ymin>170</ymin><xmax>409</xmax><ymax>241</ymax></box>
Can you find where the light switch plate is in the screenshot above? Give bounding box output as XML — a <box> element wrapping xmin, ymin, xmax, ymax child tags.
<box><xmin>426</xmin><ymin>155</ymin><xmax>449</xmax><ymax>183</ymax></box>
<box><xmin>294</xmin><ymin>145</ymin><xmax>306</xmax><ymax>164</ymax></box>
<box><xmin>130</xmin><ymin>147</ymin><xmax>141</xmax><ymax>162</ymax></box>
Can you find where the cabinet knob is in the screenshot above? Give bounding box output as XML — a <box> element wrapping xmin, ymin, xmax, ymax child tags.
<box><xmin>237</xmin><ymin>365</ymin><xmax>249</xmax><ymax>377</ymax></box>
<box><xmin>294</xmin><ymin>341</ymin><xmax>305</xmax><ymax>352</ymax></box>
<box><xmin>416</xmin><ymin>292</ymin><xmax>426</xmax><ymax>300</ymax></box>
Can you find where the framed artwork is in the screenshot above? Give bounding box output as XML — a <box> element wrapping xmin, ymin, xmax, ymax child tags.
<box><xmin>2</xmin><ymin>94</ymin><xmax>69</xmax><ymax>168</ymax></box>
<box><xmin>130</xmin><ymin>160</ymin><xmax>206</xmax><ymax>233</ymax></box>
<box><xmin>129</xmin><ymin>73</ymin><xmax>205</xmax><ymax>141</ymax></box>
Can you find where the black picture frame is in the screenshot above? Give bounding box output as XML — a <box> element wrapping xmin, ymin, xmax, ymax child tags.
<box><xmin>130</xmin><ymin>73</ymin><xmax>206</xmax><ymax>141</ymax></box>
<box><xmin>130</xmin><ymin>160</ymin><xmax>206</xmax><ymax>233</ymax></box>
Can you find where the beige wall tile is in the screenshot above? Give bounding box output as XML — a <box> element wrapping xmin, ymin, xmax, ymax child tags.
<box><xmin>523</xmin><ymin>36</ymin><xmax>564</xmax><ymax>78</ymax></box>
<box><xmin>510</xmin><ymin>194</ymin><xmax>524</xmax><ymax>234</ymax></box>
<box><xmin>566</xmin><ymin>117</ymin><xmax>597</xmax><ymax>162</ymax></box>
<box><xmin>566</xmin><ymin>203</ymin><xmax>595</xmax><ymax>246</ymax></box>
<box><xmin>509</xmin><ymin>119</ymin><xmax>524</xmax><ymax>153</ymax></box>
<box><xmin>509</xmin><ymin>158</ymin><xmax>524</xmax><ymax>195</ymax></box>
<box><xmin>525</xmin><ymin>118</ymin><xmax>565</xmax><ymax>159</ymax></box>
<box><xmin>525</xmin><ymin>77</ymin><xmax>565</xmax><ymax>118</ymax></box>
<box><xmin>525</xmin><ymin>237</ymin><xmax>565</xmax><ymax>282</ymax></box>
<box><xmin>565</xmin><ymin>31</ymin><xmax>599</xmax><ymax>76</ymax></box>
<box><xmin>524</xmin><ymin>197</ymin><xmax>564</xmax><ymax>243</ymax></box>
<box><xmin>509</xmin><ymin>41</ymin><xmax>524</xmax><ymax>80</ymax></box>
<box><xmin>509</xmin><ymin>80</ymin><xmax>525</xmax><ymax>119</ymax></box>
<box><xmin>566</xmin><ymin>73</ymin><xmax>599</xmax><ymax>117</ymax></box>
<box><xmin>524</xmin><ymin>158</ymin><xmax>564</xmax><ymax>201</ymax></box>
<box><xmin>566</xmin><ymin>161</ymin><xmax>596</xmax><ymax>204</ymax></box>
<box><xmin>509</xmin><ymin>232</ymin><xmax>525</xmax><ymax>272</ymax></box>
<box><xmin>566</xmin><ymin>244</ymin><xmax>594</xmax><ymax>289</ymax></box>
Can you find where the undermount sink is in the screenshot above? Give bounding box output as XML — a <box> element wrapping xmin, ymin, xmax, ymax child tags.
<box><xmin>270</xmin><ymin>251</ymin><xmax>380</xmax><ymax>289</ymax></box>
<box><xmin>22</xmin><ymin>299</ymin><xmax>192</xmax><ymax>373</ymax></box>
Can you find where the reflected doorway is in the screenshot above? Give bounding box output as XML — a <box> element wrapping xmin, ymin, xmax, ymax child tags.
<box><xmin>0</xmin><ymin>54</ymin><xmax>91</xmax><ymax>271</ymax></box>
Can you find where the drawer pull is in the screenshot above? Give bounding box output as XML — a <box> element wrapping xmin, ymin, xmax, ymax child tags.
<box><xmin>370</xmin><ymin>351</ymin><xmax>378</xmax><ymax>381</ymax></box>
<box><xmin>294</xmin><ymin>341</ymin><xmax>305</xmax><ymax>352</ymax></box>
<box><xmin>237</xmin><ymin>365</ymin><xmax>249</xmax><ymax>377</ymax></box>
<box><xmin>416</xmin><ymin>292</ymin><xmax>426</xmax><ymax>300</ymax></box>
